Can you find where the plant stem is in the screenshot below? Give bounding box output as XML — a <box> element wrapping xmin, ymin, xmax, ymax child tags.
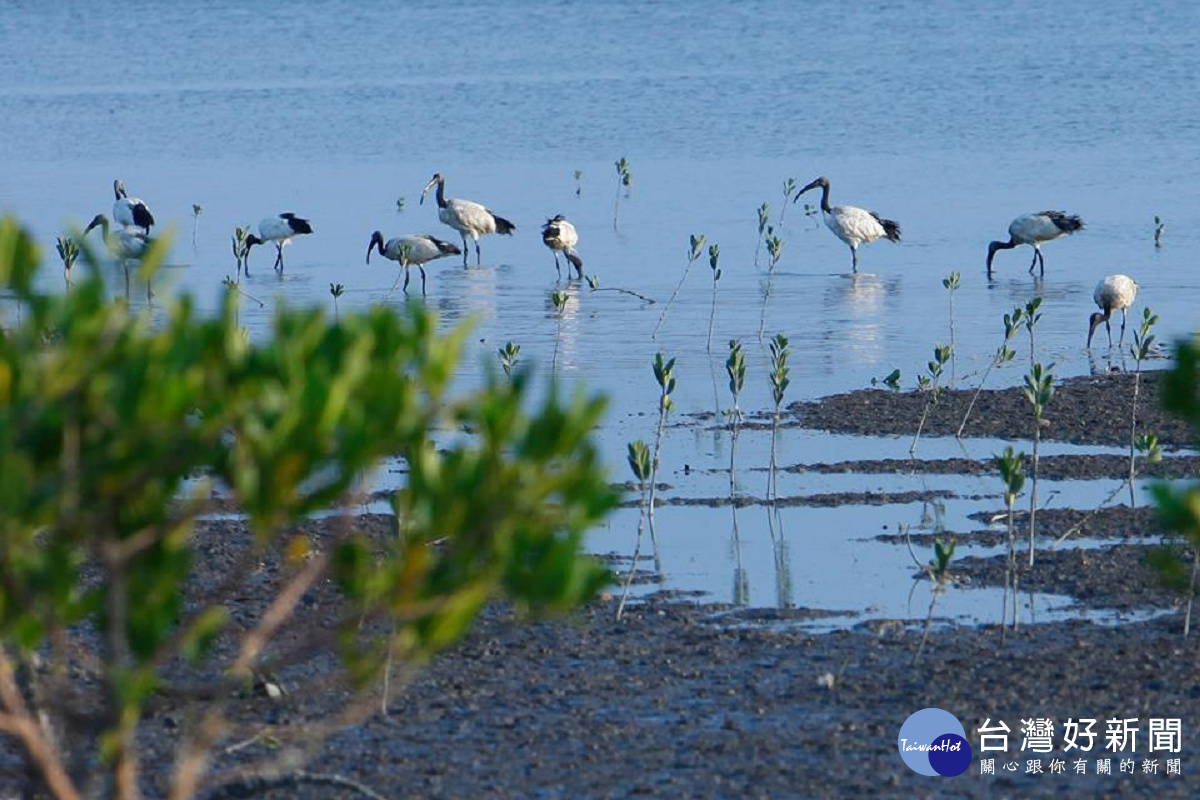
<box><xmin>706</xmin><ymin>277</ymin><xmax>718</xmax><ymax>353</ymax></box>
<box><xmin>654</xmin><ymin>259</ymin><xmax>697</xmax><ymax>339</ymax></box>
<box><xmin>616</xmin><ymin>482</ymin><xmax>648</xmax><ymax>621</ymax></box>
<box><xmin>914</xmin><ymin>586</ymin><xmax>941</xmax><ymax>665</ymax></box>
<box><xmin>958</xmin><ymin>358</ymin><xmax>998</xmax><ymax>438</ymax></box>
<box><xmin>1129</xmin><ymin>369</ymin><xmax>1143</xmax><ymax>508</ymax></box>
<box><xmin>1029</xmin><ymin>422</ymin><xmax>1040</xmax><ymax>567</ymax></box>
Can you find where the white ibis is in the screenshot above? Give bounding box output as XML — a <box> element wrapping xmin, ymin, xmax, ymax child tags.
<box><xmin>366</xmin><ymin>231</ymin><xmax>462</xmax><ymax>295</ymax></box>
<box><xmin>112</xmin><ymin>180</ymin><xmax>155</xmax><ymax>234</ymax></box>
<box><xmin>793</xmin><ymin>176</ymin><xmax>900</xmax><ymax>272</ymax></box>
<box><xmin>1088</xmin><ymin>274</ymin><xmax>1138</xmax><ymax>348</ymax></box>
<box><xmin>420</xmin><ymin>173</ymin><xmax>515</xmax><ymax>266</ymax></box>
<box><xmin>245</xmin><ymin>213</ymin><xmax>313</xmax><ymax>272</ymax></box>
<box><xmin>987</xmin><ymin>211</ymin><xmax>1084</xmax><ymax>278</ymax></box>
<box><xmin>541</xmin><ymin>215</ymin><xmax>583</xmax><ymax>279</ymax></box>
<box><xmin>84</xmin><ymin>213</ymin><xmax>150</xmax><ymax>261</ymax></box>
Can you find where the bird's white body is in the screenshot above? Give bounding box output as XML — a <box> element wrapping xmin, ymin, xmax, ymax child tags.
<box><xmin>247</xmin><ymin>213</ymin><xmax>314</xmax><ymax>271</ymax></box>
<box><xmin>421</xmin><ymin>174</ymin><xmax>515</xmax><ymax>266</ymax></box>
<box><xmin>541</xmin><ymin>215</ymin><xmax>583</xmax><ymax>278</ymax></box>
<box><xmin>1088</xmin><ymin>274</ymin><xmax>1139</xmax><ymax>347</ymax></box>
<box><xmin>987</xmin><ymin>211</ymin><xmax>1084</xmax><ymax>277</ymax></box>
<box><xmin>112</xmin><ymin>180</ymin><xmax>154</xmax><ymax>233</ymax></box>
<box><xmin>85</xmin><ymin>214</ymin><xmax>149</xmax><ymax>260</ymax></box>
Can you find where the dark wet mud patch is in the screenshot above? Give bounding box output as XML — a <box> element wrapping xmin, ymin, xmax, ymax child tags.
<box><xmin>630</xmin><ymin>489</ymin><xmax>956</xmax><ymax>509</ymax></box>
<box><xmin>796</xmin><ymin>453</ymin><xmax>1200</xmax><ymax>481</ymax></box>
<box><xmin>786</xmin><ymin>370</ymin><xmax>1195</xmax><ymax>447</ymax></box>
<box><xmin>879</xmin><ymin>504</ymin><xmax>1164</xmax><ymax>547</ymax></box>
<box><xmin>951</xmin><ymin>543</ymin><xmax>1181</xmax><ymax>613</ymax></box>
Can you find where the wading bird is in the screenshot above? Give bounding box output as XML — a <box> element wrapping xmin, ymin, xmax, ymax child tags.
<box><xmin>541</xmin><ymin>215</ymin><xmax>583</xmax><ymax>278</ymax></box>
<box><xmin>1088</xmin><ymin>274</ymin><xmax>1138</xmax><ymax>348</ymax></box>
<box><xmin>793</xmin><ymin>176</ymin><xmax>900</xmax><ymax>272</ymax></box>
<box><xmin>245</xmin><ymin>213</ymin><xmax>313</xmax><ymax>272</ymax></box>
<box><xmin>84</xmin><ymin>213</ymin><xmax>150</xmax><ymax>261</ymax></box>
<box><xmin>112</xmin><ymin>180</ymin><xmax>155</xmax><ymax>234</ymax></box>
<box><xmin>420</xmin><ymin>173</ymin><xmax>515</xmax><ymax>266</ymax></box>
<box><xmin>986</xmin><ymin>211</ymin><xmax>1084</xmax><ymax>278</ymax></box>
<box><xmin>366</xmin><ymin>231</ymin><xmax>462</xmax><ymax>295</ymax></box>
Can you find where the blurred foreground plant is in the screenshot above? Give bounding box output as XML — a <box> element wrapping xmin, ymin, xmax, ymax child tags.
<box><xmin>0</xmin><ymin>217</ymin><xmax>615</xmax><ymax>799</ymax></box>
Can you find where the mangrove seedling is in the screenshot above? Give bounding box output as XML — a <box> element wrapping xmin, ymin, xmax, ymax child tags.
<box><xmin>996</xmin><ymin>446</ymin><xmax>1026</xmax><ymax>638</ymax></box>
<box><xmin>647</xmin><ymin>352</ymin><xmax>677</xmax><ymax>553</ymax></box>
<box><xmin>914</xmin><ymin>538</ymin><xmax>956</xmax><ymax>664</ymax></box>
<box><xmin>871</xmin><ymin>368</ymin><xmax>901</xmax><ymax>391</ymax></box>
<box><xmin>396</xmin><ymin>196</ymin><xmax>406</xmax><ymax>214</ymax></box>
<box><xmin>231</xmin><ymin>225</ymin><xmax>252</xmax><ymax>277</ymax></box>
<box><xmin>574</xmin><ymin>169</ymin><xmax>583</xmax><ymax>197</ymax></box>
<box><xmin>759</xmin><ymin>232</ymin><xmax>784</xmax><ymax>341</ymax></box>
<box><xmin>1155</xmin><ymin>215</ymin><xmax>1165</xmax><ymax>249</ymax></box>
<box><xmin>767</xmin><ymin>334</ymin><xmax>791</xmax><ymax>503</ymax></box>
<box><xmin>910</xmin><ymin>343</ymin><xmax>953</xmax><ymax>456</ymax></box>
<box><xmin>497</xmin><ymin>341</ymin><xmax>521</xmax><ymax>378</ymax></box>
<box><xmin>778</xmin><ymin>177</ymin><xmax>797</xmax><ymax>226</ymax></box>
<box><xmin>754</xmin><ymin>202</ymin><xmax>770</xmax><ymax>267</ymax></box>
<box><xmin>551</xmin><ymin>289</ymin><xmax>569</xmax><ymax>371</ymax></box>
<box><xmin>653</xmin><ymin>233</ymin><xmax>706</xmax><ymax>339</ymax></box>
<box><xmin>706</xmin><ymin>243</ymin><xmax>722</xmax><ymax>352</ymax></box>
<box><xmin>329</xmin><ymin>282</ymin><xmax>345</xmax><ymax>321</ymax></box>
<box><xmin>585</xmin><ymin>274</ymin><xmax>655</xmax><ymax>304</ymax></box>
<box><xmin>617</xmin><ymin>440</ymin><xmax>653</xmax><ymax>621</ymax></box>
<box><xmin>1022</xmin><ymin>361</ymin><xmax>1055</xmax><ymax>566</ymax></box>
<box><xmin>191</xmin><ymin>204</ymin><xmax>202</xmax><ymax>250</ymax></box>
<box><xmin>943</xmin><ymin>271</ymin><xmax>960</xmax><ymax>385</ymax></box>
<box><xmin>55</xmin><ymin>236</ymin><xmax>78</xmax><ymax>284</ymax></box>
<box><xmin>803</xmin><ymin>202</ymin><xmax>821</xmax><ymax>228</ymax></box>
<box><xmin>613</xmin><ymin>157</ymin><xmax>633</xmax><ymax>230</ymax></box>
<box><xmin>957</xmin><ymin>306</ymin><xmax>1023</xmax><ymax>438</ymax></box>
<box><xmin>1024</xmin><ymin>296</ymin><xmax>1043</xmax><ymax>365</ymax></box>
<box><xmin>1127</xmin><ymin>307</ymin><xmax>1160</xmax><ymax>506</ymax></box>
<box><xmin>726</xmin><ymin>339</ymin><xmax>746</xmax><ymax>492</ymax></box>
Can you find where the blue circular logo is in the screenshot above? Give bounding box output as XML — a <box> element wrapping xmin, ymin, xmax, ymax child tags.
<box><xmin>897</xmin><ymin>708</ymin><xmax>972</xmax><ymax>777</ymax></box>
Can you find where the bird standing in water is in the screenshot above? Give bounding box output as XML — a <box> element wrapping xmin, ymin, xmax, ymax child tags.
<box><xmin>987</xmin><ymin>211</ymin><xmax>1084</xmax><ymax>278</ymax></box>
<box><xmin>1088</xmin><ymin>274</ymin><xmax>1138</xmax><ymax>348</ymax></box>
<box><xmin>793</xmin><ymin>176</ymin><xmax>901</xmax><ymax>272</ymax></box>
<box><xmin>541</xmin><ymin>215</ymin><xmax>583</xmax><ymax>279</ymax></box>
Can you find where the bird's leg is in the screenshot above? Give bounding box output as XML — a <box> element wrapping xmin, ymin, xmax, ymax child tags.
<box><xmin>1119</xmin><ymin>308</ymin><xmax>1128</xmax><ymax>346</ymax></box>
<box><xmin>1038</xmin><ymin>249</ymin><xmax>1045</xmax><ymax>277</ymax></box>
<box><xmin>475</xmin><ymin>240</ymin><xmax>482</xmax><ymax>266</ymax></box>
<box><xmin>554</xmin><ymin>252</ymin><xmax>561</xmax><ymax>280</ymax></box>
<box><xmin>419</xmin><ymin>266</ymin><xmax>427</xmax><ymax>296</ymax></box>
<box><xmin>460</xmin><ymin>235</ymin><xmax>469</xmax><ymax>267</ymax></box>
<box><xmin>1028</xmin><ymin>247</ymin><xmax>1039</xmax><ymax>275</ymax></box>
<box><xmin>403</xmin><ymin>268</ymin><xmax>411</xmax><ymax>294</ymax></box>
<box><xmin>1106</xmin><ymin>316</ymin><xmax>1113</xmax><ymax>347</ymax></box>
<box><xmin>274</xmin><ymin>244</ymin><xmax>284</xmax><ymax>272</ymax></box>
<box><xmin>850</xmin><ymin>246</ymin><xmax>858</xmax><ymax>273</ymax></box>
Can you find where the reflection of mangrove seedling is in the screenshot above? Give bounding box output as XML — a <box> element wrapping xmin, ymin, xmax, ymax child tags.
<box><xmin>758</xmin><ymin>232</ymin><xmax>784</xmax><ymax>341</ymax></box>
<box><xmin>1127</xmin><ymin>307</ymin><xmax>1159</xmax><ymax>506</ymax></box>
<box><xmin>914</xmin><ymin>538</ymin><xmax>956</xmax><ymax>664</ymax></box>
<box><xmin>653</xmin><ymin>233</ymin><xmax>706</xmax><ymax>339</ymax></box>
<box><xmin>726</xmin><ymin>339</ymin><xmax>746</xmax><ymax>492</ymax></box>
<box><xmin>329</xmin><ymin>283</ymin><xmax>345</xmax><ymax>321</ymax></box>
<box><xmin>958</xmin><ymin>305</ymin><xmax>1023</xmax><ymax>438</ymax></box>
<box><xmin>647</xmin><ymin>352</ymin><xmax>677</xmax><ymax>551</ymax></box>
<box><xmin>551</xmin><ymin>289</ymin><xmax>568</xmax><ymax>371</ymax></box>
<box><xmin>1024</xmin><ymin>296</ymin><xmax>1043</xmax><ymax>364</ymax></box>
<box><xmin>497</xmin><ymin>341</ymin><xmax>521</xmax><ymax>378</ymax></box>
<box><xmin>613</xmin><ymin>157</ymin><xmax>633</xmax><ymax>230</ymax></box>
<box><xmin>617</xmin><ymin>440</ymin><xmax>653</xmax><ymax>621</ymax></box>
<box><xmin>395</xmin><ymin>196</ymin><xmax>406</xmax><ymax>214</ymax></box>
<box><xmin>778</xmin><ymin>177</ymin><xmax>797</xmax><ymax>226</ymax></box>
<box><xmin>871</xmin><ymin>368</ymin><xmax>901</xmax><ymax>391</ymax></box>
<box><xmin>943</xmin><ymin>271</ymin><xmax>960</xmax><ymax>384</ymax></box>
<box><xmin>1155</xmin><ymin>215</ymin><xmax>1165</xmax><ymax>249</ymax></box>
<box><xmin>995</xmin><ymin>446</ymin><xmax>1026</xmax><ymax>638</ymax></box>
<box><xmin>706</xmin><ymin>243</ymin><xmax>722</xmax><ymax>352</ymax></box>
<box><xmin>191</xmin><ymin>204</ymin><xmax>202</xmax><ymax>250</ymax></box>
<box><xmin>55</xmin><ymin>236</ymin><xmax>78</xmax><ymax>283</ymax></box>
<box><xmin>910</xmin><ymin>344</ymin><xmax>953</xmax><ymax>456</ymax></box>
<box><xmin>754</xmin><ymin>202</ymin><xmax>770</xmax><ymax>267</ymax></box>
<box><xmin>767</xmin><ymin>334</ymin><xmax>791</xmax><ymax>503</ymax></box>
<box><xmin>584</xmin><ymin>274</ymin><xmax>655</xmax><ymax>304</ymax></box>
<box><xmin>1022</xmin><ymin>361</ymin><xmax>1055</xmax><ymax>566</ymax></box>
<box><xmin>574</xmin><ymin>169</ymin><xmax>583</xmax><ymax>197</ymax></box>
<box><xmin>232</xmin><ymin>225</ymin><xmax>252</xmax><ymax>277</ymax></box>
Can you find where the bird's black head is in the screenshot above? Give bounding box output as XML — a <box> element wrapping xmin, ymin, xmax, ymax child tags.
<box><xmin>113</xmin><ymin>180</ymin><xmax>126</xmax><ymax>200</ymax></box>
<box><xmin>420</xmin><ymin>173</ymin><xmax>444</xmax><ymax>205</ymax></box>
<box><xmin>796</xmin><ymin>176</ymin><xmax>829</xmax><ymax>201</ymax></box>
<box><xmin>245</xmin><ymin>233</ymin><xmax>263</xmax><ymax>250</ymax></box>
<box><xmin>84</xmin><ymin>213</ymin><xmax>107</xmax><ymax>234</ymax></box>
<box><xmin>1086</xmin><ymin>311</ymin><xmax>1106</xmax><ymax>348</ymax></box>
<box><xmin>985</xmin><ymin>240</ymin><xmax>1005</xmax><ymax>275</ymax></box>
<box><xmin>367</xmin><ymin>230</ymin><xmax>384</xmax><ymax>263</ymax></box>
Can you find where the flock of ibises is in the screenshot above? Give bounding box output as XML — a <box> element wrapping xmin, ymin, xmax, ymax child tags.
<box><xmin>80</xmin><ymin>173</ymin><xmax>1139</xmax><ymax>348</ymax></box>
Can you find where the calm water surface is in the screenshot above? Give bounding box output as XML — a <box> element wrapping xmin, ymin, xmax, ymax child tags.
<box><xmin>2</xmin><ymin>0</ymin><xmax>1198</xmax><ymax>622</ymax></box>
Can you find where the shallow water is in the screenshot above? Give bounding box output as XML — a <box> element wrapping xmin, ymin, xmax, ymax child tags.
<box><xmin>2</xmin><ymin>0</ymin><xmax>1197</xmax><ymax>624</ymax></box>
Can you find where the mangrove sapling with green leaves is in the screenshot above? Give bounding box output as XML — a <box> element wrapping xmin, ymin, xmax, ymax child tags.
<box><xmin>957</xmin><ymin>306</ymin><xmax>1023</xmax><ymax>438</ymax></box>
<box><xmin>551</xmin><ymin>289</ymin><xmax>568</xmax><ymax>371</ymax></box>
<box><xmin>584</xmin><ymin>274</ymin><xmax>655</xmax><ymax>304</ymax></box>
<box><xmin>1155</xmin><ymin>215</ymin><xmax>1166</xmax><ymax>249</ymax></box>
<box><xmin>55</xmin><ymin>235</ymin><xmax>78</xmax><ymax>284</ymax></box>
<box><xmin>872</xmin><ymin>368</ymin><xmax>901</xmax><ymax>390</ymax></box>
<box><xmin>498</xmin><ymin>340</ymin><xmax>521</xmax><ymax>378</ymax></box>
<box><xmin>647</xmin><ymin>352</ymin><xmax>677</xmax><ymax>554</ymax></box>
<box><xmin>395</xmin><ymin>196</ymin><xmax>406</xmax><ymax>214</ymax></box>
<box><xmin>706</xmin><ymin>243</ymin><xmax>722</xmax><ymax>352</ymax></box>
<box><xmin>754</xmin><ymin>202</ymin><xmax>770</xmax><ymax>268</ymax></box>
<box><xmin>914</xmin><ymin>538</ymin><xmax>956</xmax><ymax>664</ymax></box>
<box><xmin>1024</xmin><ymin>296</ymin><xmax>1043</xmax><ymax>365</ymax></box>
<box><xmin>232</xmin><ymin>224</ymin><xmax>252</xmax><ymax>277</ymax></box>
<box><xmin>617</xmin><ymin>440</ymin><xmax>653</xmax><ymax>621</ymax></box>
<box><xmin>0</xmin><ymin>216</ymin><xmax>616</xmax><ymax>800</ymax></box>
<box><xmin>1023</xmin><ymin>361</ymin><xmax>1055</xmax><ymax>567</ymax></box>
<box><xmin>778</xmin><ymin>178</ymin><xmax>798</xmax><ymax>226</ymax></box>
<box><xmin>726</xmin><ymin>339</ymin><xmax>746</xmax><ymax>493</ymax></box>
<box><xmin>329</xmin><ymin>282</ymin><xmax>345</xmax><ymax>321</ymax></box>
<box><xmin>613</xmin><ymin>157</ymin><xmax>633</xmax><ymax>231</ymax></box>
<box><xmin>1127</xmin><ymin>307</ymin><xmax>1159</xmax><ymax>506</ymax></box>
<box><xmin>767</xmin><ymin>334</ymin><xmax>791</xmax><ymax>503</ymax></box>
<box><xmin>758</xmin><ymin>232</ymin><xmax>784</xmax><ymax>341</ymax></box>
<box><xmin>803</xmin><ymin>202</ymin><xmax>821</xmax><ymax>229</ymax></box>
<box><xmin>653</xmin><ymin>233</ymin><xmax>706</xmax><ymax>339</ymax></box>
<box><xmin>191</xmin><ymin>204</ymin><xmax>202</xmax><ymax>250</ymax></box>
<box><xmin>996</xmin><ymin>446</ymin><xmax>1026</xmax><ymax>638</ymax></box>
<box><xmin>943</xmin><ymin>271</ymin><xmax>960</xmax><ymax>385</ymax></box>
<box><xmin>910</xmin><ymin>344</ymin><xmax>953</xmax><ymax>456</ymax></box>
<box><xmin>574</xmin><ymin>169</ymin><xmax>583</xmax><ymax>197</ymax></box>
